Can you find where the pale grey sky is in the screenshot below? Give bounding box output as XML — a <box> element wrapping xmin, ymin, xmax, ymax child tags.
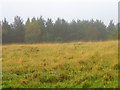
<box><xmin>0</xmin><ymin>0</ymin><xmax>119</xmax><ymax>25</ymax></box>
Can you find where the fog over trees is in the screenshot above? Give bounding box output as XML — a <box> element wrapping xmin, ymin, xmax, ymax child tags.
<box><xmin>1</xmin><ymin>16</ymin><xmax>118</xmax><ymax>44</ymax></box>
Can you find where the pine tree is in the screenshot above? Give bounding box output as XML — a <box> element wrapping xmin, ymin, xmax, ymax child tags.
<box><xmin>13</xmin><ymin>16</ymin><xmax>24</xmax><ymax>43</ymax></box>
<box><xmin>2</xmin><ymin>18</ymin><xmax>11</xmax><ymax>43</ymax></box>
<box><xmin>107</xmin><ymin>20</ymin><xmax>117</xmax><ymax>40</ymax></box>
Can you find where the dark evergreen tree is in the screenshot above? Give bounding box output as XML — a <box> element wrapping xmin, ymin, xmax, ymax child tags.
<box><xmin>37</xmin><ymin>16</ymin><xmax>46</xmax><ymax>42</ymax></box>
<box><xmin>107</xmin><ymin>20</ymin><xmax>118</xmax><ymax>40</ymax></box>
<box><xmin>13</xmin><ymin>16</ymin><xmax>24</xmax><ymax>43</ymax></box>
<box><xmin>2</xmin><ymin>18</ymin><xmax>11</xmax><ymax>43</ymax></box>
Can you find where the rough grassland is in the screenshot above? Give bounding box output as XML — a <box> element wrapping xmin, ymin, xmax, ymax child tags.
<box><xmin>2</xmin><ymin>41</ymin><xmax>118</xmax><ymax>88</ymax></box>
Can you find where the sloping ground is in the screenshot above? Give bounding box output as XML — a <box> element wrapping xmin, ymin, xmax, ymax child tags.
<box><xmin>2</xmin><ymin>41</ymin><xmax>118</xmax><ymax>88</ymax></box>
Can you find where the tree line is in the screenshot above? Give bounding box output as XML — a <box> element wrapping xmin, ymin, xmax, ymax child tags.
<box><xmin>1</xmin><ymin>16</ymin><xmax>118</xmax><ymax>44</ymax></box>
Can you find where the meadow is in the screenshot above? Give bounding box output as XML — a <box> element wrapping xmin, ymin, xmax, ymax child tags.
<box><xmin>2</xmin><ymin>41</ymin><xmax>118</xmax><ymax>88</ymax></box>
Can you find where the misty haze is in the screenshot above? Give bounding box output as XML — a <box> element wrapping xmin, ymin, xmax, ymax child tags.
<box><xmin>0</xmin><ymin>0</ymin><xmax>119</xmax><ymax>88</ymax></box>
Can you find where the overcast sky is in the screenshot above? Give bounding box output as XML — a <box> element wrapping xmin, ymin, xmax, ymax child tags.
<box><xmin>0</xmin><ymin>0</ymin><xmax>119</xmax><ymax>25</ymax></box>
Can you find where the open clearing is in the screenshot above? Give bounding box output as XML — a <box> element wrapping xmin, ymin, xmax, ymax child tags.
<box><xmin>2</xmin><ymin>41</ymin><xmax>118</xmax><ymax>88</ymax></box>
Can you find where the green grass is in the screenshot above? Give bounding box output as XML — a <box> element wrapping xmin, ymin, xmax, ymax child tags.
<box><xmin>2</xmin><ymin>41</ymin><xmax>118</xmax><ymax>88</ymax></box>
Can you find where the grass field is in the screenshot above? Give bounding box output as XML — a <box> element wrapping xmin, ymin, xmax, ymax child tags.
<box><xmin>2</xmin><ymin>41</ymin><xmax>118</xmax><ymax>88</ymax></box>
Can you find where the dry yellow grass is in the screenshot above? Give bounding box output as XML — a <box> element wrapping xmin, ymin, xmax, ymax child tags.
<box><xmin>2</xmin><ymin>40</ymin><xmax>118</xmax><ymax>88</ymax></box>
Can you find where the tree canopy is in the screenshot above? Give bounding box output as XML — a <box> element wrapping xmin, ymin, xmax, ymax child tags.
<box><xmin>1</xmin><ymin>16</ymin><xmax>118</xmax><ymax>44</ymax></box>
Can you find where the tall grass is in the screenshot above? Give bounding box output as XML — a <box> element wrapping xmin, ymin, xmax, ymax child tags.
<box><xmin>2</xmin><ymin>41</ymin><xmax>118</xmax><ymax>88</ymax></box>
